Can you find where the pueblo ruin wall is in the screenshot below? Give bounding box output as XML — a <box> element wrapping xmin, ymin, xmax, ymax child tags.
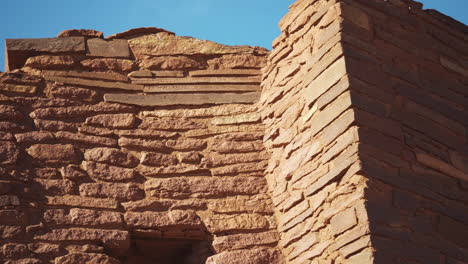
<box><xmin>0</xmin><ymin>0</ymin><xmax>467</xmax><ymax>263</ymax></box>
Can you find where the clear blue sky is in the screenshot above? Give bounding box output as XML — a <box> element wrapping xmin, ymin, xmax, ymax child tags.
<box><xmin>1</xmin><ymin>0</ymin><xmax>467</xmax><ymax>71</ymax></box>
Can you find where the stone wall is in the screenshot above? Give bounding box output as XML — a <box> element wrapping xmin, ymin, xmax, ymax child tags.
<box><xmin>262</xmin><ymin>0</ymin><xmax>468</xmax><ymax>263</ymax></box>
<box><xmin>1</xmin><ymin>0</ymin><xmax>467</xmax><ymax>263</ymax></box>
<box><xmin>0</xmin><ymin>28</ymin><xmax>283</xmax><ymax>264</ymax></box>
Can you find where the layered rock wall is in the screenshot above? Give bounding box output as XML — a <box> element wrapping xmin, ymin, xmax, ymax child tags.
<box><xmin>262</xmin><ymin>0</ymin><xmax>468</xmax><ymax>263</ymax></box>
<box><xmin>0</xmin><ymin>28</ymin><xmax>283</xmax><ymax>264</ymax></box>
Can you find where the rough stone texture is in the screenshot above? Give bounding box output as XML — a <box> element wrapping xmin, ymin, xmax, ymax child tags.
<box><xmin>58</xmin><ymin>29</ymin><xmax>104</xmax><ymax>38</ymax></box>
<box><xmin>1</xmin><ymin>2</ymin><xmax>467</xmax><ymax>263</ymax></box>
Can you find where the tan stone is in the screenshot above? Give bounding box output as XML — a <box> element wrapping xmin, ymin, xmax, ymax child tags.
<box><xmin>30</xmin><ymin>103</ymin><xmax>135</xmax><ymax>119</ymax></box>
<box><xmin>137</xmin><ymin>164</ymin><xmax>205</xmax><ymax>177</ymax></box>
<box><xmin>140</xmin><ymin>152</ymin><xmax>178</xmax><ymax>166</ymax></box>
<box><xmin>138</xmin><ymin>56</ymin><xmax>205</xmax><ymax>70</ymax></box>
<box><xmin>124</xmin><ymin>210</ymin><xmax>202</xmax><ymax>228</ymax></box>
<box><xmin>330</xmin><ymin>207</ymin><xmax>358</xmax><ymax>236</ymax></box>
<box><xmin>69</xmin><ymin>209</ymin><xmax>123</xmax><ymax>227</ymax></box>
<box><xmin>143</xmin><ymin>84</ymin><xmax>260</xmax><ymax>93</ymax></box>
<box><xmin>55</xmin><ymin>253</ymin><xmax>121</xmax><ymax>264</ymax></box>
<box><xmin>80</xmin><ymin>58</ymin><xmax>137</xmax><ymax>73</ymax></box>
<box><xmin>140</xmin><ymin>104</ymin><xmax>257</xmax><ymax>118</ymax></box>
<box><xmin>205</xmin><ymin>213</ymin><xmax>269</xmax><ymax>233</ymax></box>
<box><xmin>0</xmin><ymin>83</ymin><xmax>37</xmax><ymax>94</ymax></box>
<box><xmin>87</xmin><ymin>38</ymin><xmax>130</xmax><ymax>58</ymax></box>
<box><xmin>83</xmin><ymin>161</ymin><xmax>137</xmax><ymax>182</ymax></box>
<box><xmin>55</xmin><ymin>131</ymin><xmax>117</xmax><ymax>147</ymax></box>
<box><xmin>139</xmin><ymin>117</ymin><xmax>205</xmax><ymax>130</ymax></box>
<box><xmin>213</xmin><ymin>231</ymin><xmax>279</xmax><ymax>252</ymax></box>
<box><xmin>85</xmin><ymin>114</ymin><xmax>138</xmax><ymax>129</ymax></box>
<box><xmin>145</xmin><ymin>177</ymin><xmax>267</xmax><ymax>198</ymax></box>
<box><xmin>212</xmin><ymin>140</ymin><xmax>264</xmax><ymax>153</ymax></box>
<box><xmin>44</xmin><ymin>76</ymin><xmax>143</xmax><ymax>91</ymax></box>
<box><xmin>207</xmin><ymin>195</ymin><xmax>273</xmax><ymax>214</ymax></box>
<box><xmin>133</xmin><ymin>76</ymin><xmax>260</xmax><ymax>85</ymax></box>
<box><xmin>212</xmin><ymin>113</ymin><xmax>261</xmax><ymax>125</ymax></box>
<box><xmin>34</xmin><ymin>228</ymin><xmax>130</xmax><ymax>253</ymax></box>
<box><xmin>6</xmin><ymin>37</ymin><xmax>85</xmax><ymax>53</ymax></box>
<box><xmin>24</xmin><ymin>55</ymin><xmax>76</xmax><ymax>70</ymax></box>
<box><xmin>58</xmin><ymin>29</ymin><xmax>103</xmax><ymax>38</ymax></box>
<box><xmin>26</xmin><ymin>144</ymin><xmax>79</xmax><ymax>164</ymax></box>
<box><xmin>206</xmin><ymin>248</ymin><xmax>283</xmax><ymax>264</ymax></box>
<box><xmin>207</xmin><ymin>54</ymin><xmax>267</xmax><ymax>69</ymax></box>
<box><xmin>84</xmin><ymin>148</ymin><xmax>139</xmax><ymax>168</ymax></box>
<box><xmin>104</xmin><ymin>92</ymin><xmax>261</xmax><ymax>106</ymax></box>
<box><xmin>190</xmin><ymin>69</ymin><xmax>260</xmax><ymax>77</ymax></box>
<box><xmin>79</xmin><ymin>183</ymin><xmax>143</xmax><ymax>201</ymax></box>
<box><xmin>118</xmin><ymin>137</ymin><xmax>167</xmax><ymax>151</ymax></box>
<box><xmin>42</xmin><ymin>70</ymin><xmax>129</xmax><ymax>82</ymax></box>
<box><xmin>46</xmin><ymin>195</ymin><xmax>118</xmax><ymax>209</ymax></box>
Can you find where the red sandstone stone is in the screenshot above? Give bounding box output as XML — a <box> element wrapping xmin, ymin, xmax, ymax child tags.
<box><xmin>79</xmin><ymin>182</ymin><xmax>144</xmax><ymax>201</ymax></box>
<box><xmin>83</xmin><ymin>161</ymin><xmax>137</xmax><ymax>182</ymax></box>
<box><xmin>84</xmin><ymin>148</ymin><xmax>139</xmax><ymax>168</ymax></box>
<box><xmin>58</xmin><ymin>29</ymin><xmax>104</xmax><ymax>38</ymax></box>
<box><xmin>139</xmin><ymin>56</ymin><xmax>206</xmax><ymax>70</ymax></box>
<box><xmin>140</xmin><ymin>152</ymin><xmax>178</xmax><ymax>166</ymax></box>
<box><xmin>26</xmin><ymin>144</ymin><xmax>79</xmax><ymax>164</ymax></box>
<box><xmin>24</xmin><ymin>55</ymin><xmax>77</xmax><ymax>70</ymax></box>
<box><xmin>80</xmin><ymin>58</ymin><xmax>137</xmax><ymax>73</ymax></box>
<box><xmin>0</xmin><ymin>141</ymin><xmax>19</xmax><ymax>165</ymax></box>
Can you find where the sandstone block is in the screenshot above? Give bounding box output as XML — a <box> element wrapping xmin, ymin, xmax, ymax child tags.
<box><xmin>0</xmin><ymin>83</ymin><xmax>37</xmax><ymax>94</ymax></box>
<box><xmin>55</xmin><ymin>131</ymin><xmax>117</xmax><ymax>147</ymax></box>
<box><xmin>207</xmin><ymin>54</ymin><xmax>267</xmax><ymax>69</ymax></box>
<box><xmin>189</xmin><ymin>69</ymin><xmax>261</xmax><ymax>77</ymax></box>
<box><xmin>118</xmin><ymin>137</ymin><xmax>168</xmax><ymax>151</ymax></box>
<box><xmin>104</xmin><ymin>92</ymin><xmax>261</xmax><ymax>106</ymax></box>
<box><xmin>139</xmin><ymin>56</ymin><xmax>206</xmax><ymax>70</ymax></box>
<box><xmin>2</xmin><ymin>243</ymin><xmax>29</xmax><ymax>259</ymax></box>
<box><xmin>0</xmin><ymin>105</ymin><xmax>22</xmax><ymax>120</ymax></box>
<box><xmin>211</xmin><ymin>161</ymin><xmax>267</xmax><ymax>176</ymax></box>
<box><xmin>0</xmin><ymin>195</ymin><xmax>20</xmax><ymax>206</ymax></box>
<box><xmin>212</xmin><ymin>231</ymin><xmax>279</xmax><ymax>252</ymax></box>
<box><xmin>46</xmin><ymin>195</ymin><xmax>118</xmax><ymax>209</ymax></box>
<box><xmin>55</xmin><ymin>253</ymin><xmax>121</xmax><ymax>264</ymax></box>
<box><xmin>124</xmin><ymin>210</ymin><xmax>202</xmax><ymax>229</ymax></box>
<box><xmin>133</xmin><ymin>76</ymin><xmax>260</xmax><ymax>85</ymax></box>
<box><xmin>137</xmin><ymin>164</ymin><xmax>205</xmax><ymax>177</ymax></box>
<box><xmin>24</xmin><ymin>55</ymin><xmax>76</xmax><ymax>70</ymax></box>
<box><xmin>33</xmin><ymin>179</ymin><xmax>76</xmax><ymax>195</ymax></box>
<box><xmin>203</xmin><ymin>152</ymin><xmax>268</xmax><ymax>167</ymax></box>
<box><xmin>70</xmin><ymin>208</ymin><xmax>123</xmax><ymax>228</ymax></box>
<box><xmin>45</xmin><ymin>76</ymin><xmax>143</xmax><ymax>91</ymax></box>
<box><xmin>139</xmin><ymin>117</ymin><xmax>206</xmax><ymax>130</ymax></box>
<box><xmin>34</xmin><ymin>228</ymin><xmax>130</xmax><ymax>254</ymax></box>
<box><xmin>212</xmin><ymin>140</ymin><xmax>264</xmax><ymax>153</ymax></box>
<box><xmin>83</xmin><ymin>161</ymin><xmax>137</xmax><ymax>182</ymax></box>
<box><xmin>80</xmin><ymin>58</ymin><xmax>137</xmax><ymax>73</ymax></box>
<box><xmin>26</xmin><ymin>144</ymin><xmax>79</xmax><ymax>164</ymax></box>
<box><xmin>140</xmin><ymin>104</ymin><xmax>256</xmax><ymax>118</ymax></box>
<box><xmin>143</xmin><ymin>84</ymin><xmax>260</xmax><ymax>93</ymax></box>
<box><xmin>6</xmin><ymin>37</ymin><xmax>85</xmax><ymax>53</ymax></box>
<box><xmin>205</xmin><ymin>213</ymin><xmax>269</xmax><ymax>233</ymax></box>
<box><xmin>206</xmin><ymin>248</ymin><xmax>283</xmax><ymax>264</ymax></box>
<box><xmin>87</xmin><ymin>38</ymin><xmax>130</xmax><ymax>58</ymax></box>
<box><xmin>28</xmin><ymin>242</ymin><xmax>61</xmax><ymax>256</ymax></box>
<box><xmin>165</xmin><ymin>139</ymin><xmax>207</xmax><ymax>151</ymax></box>
<box><xmin>43</xmin><ymin>70</ymin><xmax>129</xmax><ymax>82</ymax></box>
<box><xmin>0</xmin><ymin>142</ymin><xmax>20</xmax><ymax>165</ymax></box>
<box><xmin>15</xmin><ymin>131</ymin><xmax>54</xmax><ymax>145</ymax></box>
<box><xmin>85</xmin><ymin>114</ymin><xmax>137</xmax><ymax>129</ymax></box>
<box><xmin>58</xmin><ymin>29</ymin><xmax>104</xmax><ymax>38</ymax></box>
<box><xmin>211</xmin><ymin>113</ymin><xmax>261</xmax><ymax>126</ymax></box>
<box><xmin>115</xmin><ymin>129</ymin><xmax>178</xmax><ymax>139</ymax></box>
<box><xmin>207</xmin><ymin>195</ymin><xmax>273</xmax><ymax>214</ymax></box>
<box><xmin>79</xmin><ymin>182</ymin><xmax>144</xmax><ymax>201</ymax></box>
<box><xmin>60</xmin><ymin>165</ymin><xmax>89</xmax><ymax>181</ymax></box>
<box><xmin>330</xmin><ymin>207</ymin><xmax>358</xmax><ymax>236</ymax></box>
<box><xmin>84</xmin><ymin>148</ymin><xmax>139</xmax><ymax>168</ymax></box>
<box><xmin>178</xmin><ymin>152</ymin><xmax>202</xmax><ymax>164</ymax></box>
<box><xmin>145</xmin><ymin>177</ymin><xmax>267</xmax><ymax>198</ymax></box>
<box><xmin>140</xmin><ymin>152</ymin><xmax>178</xmax><ymax>166</ymax></box>
<box><xmin>49</xmin><ymin>84</ymin><xmax>99</xmax><ymax>102</ymax></box>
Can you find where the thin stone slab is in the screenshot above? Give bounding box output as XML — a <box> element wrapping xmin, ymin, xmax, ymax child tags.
<box><xmin>43</xmin><ymin>70</ymin><xmax>129</xmax><ymax>82</ymax></box>
<box><xmin>132</xmin><ymin>76</ymin><xmax>261</xmax><ymax>85</ymax></box>
<box><xmin>143</xmin><ymin>84</ymin><xmax>260</xmax><ymax>93</ymax></box>
<box><xmin>6</xmin><ymin>37</ymin><xmax>85</xmax><ymax>53</ymax></box>
<box><xmin>87</xmin><ymin>38</ymin><xmax>130</xmax><ymax>58</ymax></box>
<box><xmin>44</xmin><ymin>76</ymin><xmax>143</xmax><ymax>91</ymax></box>
<box><xmin>189</xmin><ymin>69</ymin><xmax>261</xmax><ymax>77</ymax></box>
<box><xmin>104</xmin><ymin>92</ymin><xmax>261</xmax><ymax>106</ymax></box>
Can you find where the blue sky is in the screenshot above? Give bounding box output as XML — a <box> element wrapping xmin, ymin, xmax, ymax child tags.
<box><xmin>1</xmin><ymin>0</ymin><xmax>467</xmax><ymax>71</ymax></box>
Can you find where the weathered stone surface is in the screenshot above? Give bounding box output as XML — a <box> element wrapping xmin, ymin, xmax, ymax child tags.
<box><xmin>0</xmin><ymin>142</ymin><xmax>20</xmax><ymax>165</ymax></box>
<box><xmin>212</xmin><ymin>140</ymin><xmax>264</xmax><ymax>153</ymax></box>
<box><xmin>26</xmin><ymin>144</ymin><xmax>79</xmax><ymax>164</ymax></box>
<box><xmin>55</xmin><ymin>253</ymin><xmax>121</xmax><ymax>264</ymax></box>
<box><xmin>0</xmin><ymin>83</ymin><xmax>37</xmax><ymax>94</ymax></box>
<box><xmin>128</xmin><ymin>32</ymin><xmax>266</xmax><ymax>57</ymax></box>
<box><xmin>15</xmin><ymin>131</ymin><xmax>53</xmax><ymax>144</ymax></box>
<box><xmin>81</xmin><ymin>58</ymin><xmax>137</xmax><ymax>73</ymax></box>
<box><xmin>139</xmin><ymin>117</ymin><xmax>205</xmax><ymax>130</ymax></box>
<box><xmin>85</xmin><ymin>114</ymin><xmax>137</xmax><ymax>129</ymax></box>
<box><xmin>6</xmin><ymin>37</ymin><xmax>85</xmax><ymax>53</ymax></box>
<box><xmin>206</xmin><ymin>248</ymin><xmax>283</xmax><ymax>264</ymax></box>
<box><xmin>128</xmin><ymin>70</ymin><xmax>153</xmax><ymax>78</ymax></box>
<box><xmin>134</xmin><ymin>76</ymin><xmax>260</xmax><ymax>85</ymax></box>
<box><xmin>106</xmin><ymin>27</ymin><xmax>174</xmax><ymax>39</ymax></box>
<box><xmin>118</xmin><ymin>137</ymin><xmax>167</xmax><ymax>151</ymax></box>
<box><xmin>166</xmin><ymin>139</ymin><xmax>207</xmax><ymax>151</ymax></box>
<box><xmin>137</xmin><ymin>164</ymin><xmax>205</xmax><ymax>177</ymax></box>
<box><xmin>104</xmin><ymin>92</ymin><xmax>261</xmax><ymax>106</ymax></box>
<box><xmin>211</xmin><ymin>161</ymin><xmax>267</xmax><ymax>176</ymax></box>
<box><xmin>140</xmin><ymin>152</ymin><xmax>178</xmax><ymax>166</ymax></box>
<box><xmin>140</xmin><ymin>104</ymin><xmax>257</xmax><ymax>118</ymax></box>
<box><xmin>212</xmin><ymin>113</ymin><xmax>261</xmax><ymax>125</ymax></box>
<box><xmin>79</xmin><ymin>183</ymin><xmax>144</xmax><ymax>201</ymax></box>
<box><xmin>145</xmin><ymin>177</ymin><xmax>268</xmax><ymax>198</ymax></box>
<box><xmin>60</xmin><ymin>165</ymin><xmax>88</xmax><ymax>181</ymax></box>
<box><xmin>143</xmin><ymin>84</ymin><xmax>260</xmax><ymax>93</ymax></box>
<box><xmin>124</xmin><ymin>210</ymin><xmax>203</xmax><ymax>228</ymax></box>
<box><xmin>190</xmin><ymin>69</ymin><xmax>261</xmax><ymax>77</ymax></box>
<box><xmin>69</xmin><ymin>208</ymin><xmax>123</xmax><ymax>227</ymax></box>
<box><xmin>28</xmin><ymin>242</ymin><xmax>61</xmax><ymax>256</ymax></box>
<box><xmin>84</xmin><ymin>148</ymin><xmax>139</xmax><ymax>168</ymax></box>
<box><xmin>45</xmin><ymin>76</ymin><xmax>143</xmax><ymax>91</ymax></box>
<box><xmin>55</xmin><ymin>131</ymin><xmax>117</xmax><ymax>147</ymax></box>
<box><xmin>46</xmin><ymin>195</ymin><xmax>118</xmax><ymax>209</ymax></box>
<box><xmin>30</xmin><ymin>103</ymin><xmax>135</xmax><ymax>119</ymax></box>
<box><xmin>139</xmin><ymin>56</ymin><xmax>205</xmax><ymax>70</ymax></box>
<box><xmin>33</xmin><ymin>179</ymin><xmax>76</xmax><ymax>195</ymax></box>
<box><xmin>87</xmin><ymin>38</ymin><xmax>130</xmax><ymax>58</ymax></box>
<box><xmin>2</xmin><ymin>243</ymin><xmax>30</xmax><ymax>259</ymax></box>
<box><xmin>58</xmin><ymin>29</ymin><xmax>104</xmax><ymax>38</ymax></box>
<box><xmin>0</xmin><ymin>195</ymin><xmax>20</xmax><ymax>206</ymax></box>
<box><xmin>178</xmin><ymin>152</ymin><xmax>202</xmax><ymax>164</ymax></box>
<box><xmin>207</xmin><ymin>195</ymin><xmax>273</xmax><ymax>214</ymax></box>
<box><xmin>43</xmin><ymin>70</ymin><xmax>129</xmax><ymax>82</ymax></box>
<box><xmin>330</xmin><ymin>207</ymin><xmax>358</xmax><ymax>236</ymax></box>
<box><xmin>34</xmin><ymin>228</ymin><xmax>130</xmax><ymax>253</ymax></box>
<box><xmin>24</xmin><ymin>55</ymin><xmax>76</xmax><ymax>70</ymax></box>
<box><xmin>213</xmin><ymin>231</ymin><xmax>279</xmax><ymax>252</ymax></box>
<box><xmin>83</xmin><ymin>161</ymin><xmax>137</xmax><ymax>182</ymax></box>
<box><xmin>207</xmin><ymin>54</ymin><xmax>267</xmax><ymax>69</ymax></box>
